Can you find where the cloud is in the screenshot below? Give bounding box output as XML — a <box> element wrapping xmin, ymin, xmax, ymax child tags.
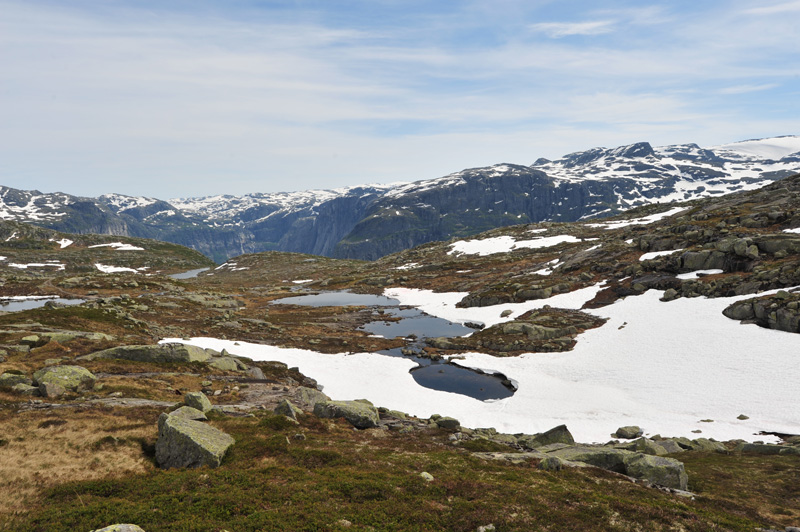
<box><xmin>529</xmin><ymin>20</ymin><xmax>616</xmax><ymax>38</ymax></box>
<box><xmin>718</xmin><ymin>83</ymin><xmax>779</xmax><ymax>95</ymax></box>
<box><xmin>743</xmin><ymin>1</ymin><xmax>800</xmax><ymax>15</ymax></box>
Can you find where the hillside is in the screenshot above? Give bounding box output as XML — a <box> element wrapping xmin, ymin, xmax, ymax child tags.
<box><xmin>0</xmin><ymin>172</ymin><xmax>799</xmax><ymax>530</ymax></box>
<box><xmin>2</xmin><ymin>136</ymin><xmax>798</xmax><ymax>262</ymax></box>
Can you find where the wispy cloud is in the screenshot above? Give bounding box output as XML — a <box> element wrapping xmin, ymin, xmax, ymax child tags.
<box><xmin>743</xmin><ymin>1</ymin><xmax>800</xmax><ymax>15</ymax></box>
<box><xmin>718</xmin><ymin>83</ymin><xmax>779</xmax><ymax>95</ymax></box>
<box><xmin>529</xmin><ymin>20</ymin><xmax>616</xmax><ymax>38</ymax></box>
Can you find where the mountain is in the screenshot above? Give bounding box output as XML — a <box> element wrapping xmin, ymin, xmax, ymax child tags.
<box><xmin>2</xmin><ymin>136</ymin><xmax>798</xmax><ymax>261</ymax></box>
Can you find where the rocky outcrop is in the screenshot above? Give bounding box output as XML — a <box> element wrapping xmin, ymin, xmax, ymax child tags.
<box><xmin>313</xmin><ymin>399</ymin><xmax>380</xmax><ymax>429</ymax></box>
<box><xmin>32</xmin><ymin>365</ymin><xmax>96</xmax><ymax>392</ymax></box>
<box><xmin>519</xmin><ymin>425</ymin><xmax>575</xmax><ymax>449</ymax></box>
<box><xmin>723</xmin><ymin>290</ymin><xmax>800</xmax><ymax>333</ymax></box>
<box><xmin>78</xmin><ymin>343</ymin><xmax>213</xmax><ymax>364</ymax></box>
<box><xmin>155</xmin><ymin>413</ymin><xmax>234</xmax><ymax>469</ymax></box>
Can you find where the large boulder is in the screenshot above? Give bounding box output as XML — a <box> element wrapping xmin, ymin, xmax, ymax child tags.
<box><xmin>184</xmin><ymin>392</ymin><xmax>213</xmax><ymax>413</ymax></box>
<box><xmin>519</xmin><ymin>425</ymin><xmax>575</xmax><ymax>449</ymax></box>
<box><xmin>313</xmin><ymin>400</ymin><xmax>380</xmax><ymax>429</ymax></box>
<box><xmin>615</xmin><ymin>426</ymin><xmax>643</xmax><ymax>439</ymax></box>
<box><xmin>155</xmin><ymin>413</ymin><xmax>234</xmax><ymax>469</ymax></box>
<box><xmin>547</xmin><ymin>446</ymin><xmax>630</xmax><ymax>473</ymax></box>
<box><xmin>207</xmin><ymin>356</ymin><xmax>248</xmax><ymax>372</ymax></box>
<box><xmin>32</xmin><ymin>366</ymin><xmax>96</xmax><ymax>392</ymax></box>
<box><xmin>622</xmin><ymin>454</ymin><xmax>688</xmax><ymax>490</ymax></box>
<box><xmin>274</xmin><ymin>399</ymin><xmax>303</xmax><ymax>421</ymax></box>
<box><xmin>78</xmin><ymin>344</ymin><xmax>213</xmax><ymax>364</ymax></box>
<box><xmin>297</xmin><ymin>386</ymin><xmax>330</xmax><ymax>409</ymax></box>
<box><xmin>169</xmin><ymin>406</ymin><xmax>208</xmax><ymax>422</ymax></box>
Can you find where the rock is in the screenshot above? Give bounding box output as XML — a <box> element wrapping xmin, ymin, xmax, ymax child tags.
<box><xmin>519</xmin><ymin>424</ymin><xmax>575</xmax><ymax>449</ymax></box>
<box><xmin>689</xmin><ymin>438</ymin><xmax>727</xmax><ymax>453</ymax></box>
<box><xmin>0</xmin><ymin>372</ymin><xmax>32</xmax><ymax>388</ymax></box>
<box><xmin>274</xmin><ymin>399</ymin><xmax>303</xmax><ymax>421</ymax></box>
<box><xmin>169</xmin><ymin>406</ymin><xmax>208</xmax><ymax>422</ymax></box>
<box><xmin>737</xmin><ymin>414</ymin><xmax>750</xmax><ymax>420</ymax></box>
<box><xmin>547</xmin><ymin>446</ymin><xmax>631</xmax><ymax>473</ymax></box>
<box><xmin>91</xmin><ymin>525</ymin><xmax>146</xmax><ymax>532</ymax></box>
<box><xmin>247</xmin><ymin>366</ymin><xmax>266</xmax><ymax>380</ymax></box>
<box><xmin>12</xmin><ymin>383</ymin><xmax>39</xmax><ymax>396</ymax></box>
<box><xmin>615</xmin><ymin>426</ymin><xmax>644</xmax><ymax>439</ymax></box>
<box><xmin>630</xmin><ymin>437</ymin><xmax>669</xmax><ymax>456</ymax></box>
<box><xmin>313</xmin><ymin>400</ymin><xmax>380</xmax><ymax>429</ymax></box>
<box><xmin>32</xmin><ymin>365</ymin><xmax>96</xmax><ymax>392</ymax></box>
<box><xmin>435</xmin><ymin>417</ymin><xmax>461</xmax><ymax>430</ymax></box>
<box><xmin>737</xmin><ymin>443</ymin><xmax>783</xmax><ymax>455</ymax></box>
<box><xmin>21</xmin><ymin>335</ymin><xmax>47</xmax><ymax>348</ymax></box>
<box><xmin>655</xmin><ymin>439</ymin><xmax>684</xmax><ymax>454</ymax></box>
<box><xmin>207</xmin><ymin>357</ymin><xmax>247</xmax><ymax>372</ymax></box>
<box><xmin>538</xmin><ymin>456</ymin><xmax>565</xmax><ymax>471</ymax></box>
<box><xmin>184</xmin><ymin>392</ymin><xmax>213</xmax><ymax>413</ymax></box>
<box><xmin>78</xmin><ymin>343</ymin><xmax>213</xmax><ymax>364</ymax></box>
<box><xmin>500</xmin><ymin>310</ymin><xmax>513</xmax><ymax>317</ymax></box>
<box><xmin>155</xmin><ymin>413</ymin><xmax>234</xmax><ymax>469</ymax></box>
<box><xmin>622</xmin><ymin>453</ymin><xmax>688</xmax><ymax>490</ymax></box>
<box><xmin>420</xmin><ymin>471</ymin><xmax>434</xmax><ymax>482</ymax></box>
<box><xmin>38</xmin><ymin>381</ymin><xmax>66</xmax><ymax>398</ymax></box>
<box><xmin>297</xmin><ymin>386</ymin><xmax>330</xmax><ymax>409</ymax></box>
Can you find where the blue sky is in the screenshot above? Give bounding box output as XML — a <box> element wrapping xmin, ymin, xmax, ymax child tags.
<box><xmin>1</xmin><ymin>0</ymin><xmax>798</xmax><ymax>198</ymax></box>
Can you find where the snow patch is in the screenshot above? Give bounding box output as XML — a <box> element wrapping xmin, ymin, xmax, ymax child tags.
<box><xmin>88</xmin><ymin>242</ymin><xmax>144</xmax><ymax>251</ymax></box>
<box><xmin>639</xmin><ymin>249</ymin><xmax>683</xmax><ymax>261</ymax></box>
<box><xmin>449</xmin><ymin>235</ymin><xmax>583</xmax><ymax>256</ymax></box>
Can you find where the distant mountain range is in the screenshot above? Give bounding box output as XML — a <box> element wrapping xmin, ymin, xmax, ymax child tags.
<box><xmin>2</xmin><ymin>136</ymin><xmax>799</xmax><ymax>262</ymax></box>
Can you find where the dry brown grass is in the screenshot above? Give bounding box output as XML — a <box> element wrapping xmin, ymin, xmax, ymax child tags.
<box><xmin>0</xmin><ymin>405</ymin><xmax>160</xmax><ymax>519</ymax></box>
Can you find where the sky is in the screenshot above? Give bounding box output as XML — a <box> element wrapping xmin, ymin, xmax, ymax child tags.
<box><xmin>1</xmin><ymin>0</ymin><xmax>799</xmax><ymax>199</ymax></box>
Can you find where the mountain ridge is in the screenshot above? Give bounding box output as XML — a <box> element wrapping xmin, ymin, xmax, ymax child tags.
<box><xmin>2</xmin><ymin>135</ymin><xmax>798</xmax><ymax>262</ymax></box>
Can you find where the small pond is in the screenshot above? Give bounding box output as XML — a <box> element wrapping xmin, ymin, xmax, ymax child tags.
<box><xmin>272</xmin><ymin>290</ymin><xmax>515</xmax><ymax>400</ymax></box>
<box><xmin>0</xmin><ymin>297</ymin><xmax>85</xmax><ymax>312</ymax></box>
<box><xmin>169</xmin><ymin>267</ymin><xmax>211</xmax><ymax>280</ymax></box>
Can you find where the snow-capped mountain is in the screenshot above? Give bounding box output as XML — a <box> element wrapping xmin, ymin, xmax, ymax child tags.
<box><xmin>2</xmin><ymin>136</ymin><xmax>798</xmax><ymax>261</ymax></box>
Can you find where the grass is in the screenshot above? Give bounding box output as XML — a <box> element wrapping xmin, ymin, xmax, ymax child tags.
<box><xmin>3</xmin><ymin>407</ymin><xmax>798</xmax><ymax>532</ymax></box>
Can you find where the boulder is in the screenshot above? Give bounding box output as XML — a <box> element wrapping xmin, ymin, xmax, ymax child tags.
<box><xmin>207</xmin><ymin>356</ymin><xmax>247</xmax><ymax>372</ymax></box>
<box><xmin>313</xmin><ymin>400</ymin><xmax>380</xmax><ymax>429</ymax></box>
<box><xmin>38</xmin><ymin>382</ymin><xmax>66</xmax><ymax>398</ymax></box>
<box><xmin>184</xmin><ymin>392</ymin><xmax>213</xmax><ymax>413</ymax></box>
<box><xmin>622</xmin><ymin>453</ymin><xmax>688</xmax><ymax>490</ymax></box>
<box><xmin>629</xmin><ymin>438</ymin><xmax>669</xmax><ymax>456</ymax></box>
<box><xmin>169</xmin><ymin>406</ymin><xmax>208</xmax><ymax>422</ymax></box>
<box><xmin>0</xmin><ymin>372</ymin><xmax>32</xmax><ymax>388</ymax></box>
<box><xmin>32</xmin><ymin>365</ymin><xmax>96</xmax><ymax>392</ymax></box>
<box><xmin>78</xmin><ymin>343</ymin><xmax>213</xmax><ymax>364</ymax></box>
<box><xmin>689</xmin><ymin>438</ymin><xmax>727</xmax><ymax>453</ymax></box>
<box><xmin>12</xmin><ymin>383</ymin><xmax>39</xmax><ymax>396</ymax></box>
<box><xmin>736</xmin><ymin>443</ymin><xmax>783</xmax><ymax>455</ymax></box>
<box><xmin>435</xmin><ymin>417</ymin><xmax>461</xmax><ymax>430</ymax></box>
<box><xmin>519</xmin><ymin>424</ymin><xmax>575</xmax><ymax>449</ymax></box>
<box><xmin>155</xmin><ymin>413</ymin><xmax>234</xmax><ymax>469</ymax></box>
<box><xmin>247</xmin><ymin>366</ymin><xmax>266</xmax><ymax>380</ymax></box>
<box><xmin>297</xmin><ymin>386</ymin><xmax>330</xmax><ymax>409</ymax></box>
<box><xmin>537</xmin><ymin>456</ymin><xmax>566</xmax><ymax>471</ymax></box>
<box><xmin>274</xmin><ymin>399</ymin><xmax>303</xmax><ymax>421</ymax></box>
<box><xmin>615</xmin><ymin>426</ymin><xmax>644</xmax><ymax>439</ymax></box>
<box><xmin>547</xmin><ymin>446</ymin><xmax>631</xmax><ymax>473</ymax></box>
<box><xmin>91</xmin><ymin>526</ymin><xmax>146</xmax><ymax>532</ymax></box>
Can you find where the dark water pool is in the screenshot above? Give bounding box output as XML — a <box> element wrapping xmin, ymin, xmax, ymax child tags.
<box><xmin>272</xmin><ymin>290</ymin><xmax>515</xmax><ymax>400</ymax></box>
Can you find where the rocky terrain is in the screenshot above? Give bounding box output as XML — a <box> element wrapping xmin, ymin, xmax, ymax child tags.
<box><xmin>1</xmin><ymin>173</ymin><xmax>800</xmax><ymax>530</ymax></box>
<box><xmin>2</xmin><ymin>136</ymin><xmax>798</xmax><ymax>262</ymax></box>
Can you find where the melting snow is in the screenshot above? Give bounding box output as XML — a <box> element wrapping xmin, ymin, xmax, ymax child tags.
<box><xmin>449</xmin><ymin>235</ymin><xmax>583</xmax><ymax>256</ymax></box>
<box><xmin>783</xmin><ymin>227</ymin><xmax>800</xmax><ymax>234</ymax></box>
<box><xmin>292</xmin><ymin>279</ymin><xmax>314</xmax><ymax>284</ymax></box>
<box><xmin>639</xmin><ymin>249</ymin><xmax>683</xmax><ymax>261</ymax></box>
<box><xmin>88</xmin><ymin>242</ymin><xmax>144</xmax><ymax>251</ymax></box>
<box><xmin>94</xmin><ymin>263</ymin><xmax>140</xmax><ymax>274</ymax></box>
<box><xmin>587</xmin><ymin>207</ymin><xmax>687</xmax><ymax>230</ymax></box>
<box><xmin>164</xmin><ymin>284</ymin><xmax>800</xmax><ymax>443</ymax></box>
<box><xmin>677</xmin><ymin>269</ymin><xmax>724</xmax><ymax>280</ymax></box>
<box><xmin>52</xmin><ymin>238</ymin><xmax>73</xmax><ymax>248</ymax></box>
<box><xmin>9</xmin><ymin>262</ymin><xmax>65</xmax><ymax>271</ymax></box>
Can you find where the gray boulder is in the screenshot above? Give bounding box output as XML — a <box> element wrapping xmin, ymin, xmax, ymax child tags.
<box><xmin>537</xmin><ymin>456</ymin><xmax>566</xmax><ymax>471</ymax></box>
<box><xmin>736</xmin><ymin>442</ymin><xmax>783</xmax><ymax>455</ymax></box>
<box><xmin>622</xmin><ymin>453</ymin><xmax>688</xmax><ymax>490</ymax></box>
<box><xmin>615</xmin><ymin>426</ymin><xmax>643</xmax><ymax>439</ymax></box>
<box><xmin>38</xmin><ymin>381</ymin><xmax>66</xmax><ymax>398</ymax></box>
<box><xmin>0</xmin><ymin>372</ymin><xmax>32</xmax><ymax>388</ymax></box>
<box><xmin>297</xmin><ymin>386</ymin><xmax>330</xmax><ymax>409</ymax></box>
<box><xmin>169</xmin><ymin>406</ymin><xmax>208</xmax><ymax>422</ymax></box>
<box><xmin>519</xmin><ymin>424</ymin><xmax>575</xmax><ymax>449</ymax></box>
<box><xmin>274</xmin><ymin>399</ymin><xmax>303</xmax><ymax>421</ymax></box>
<box><xmin>78</xmin><ymin>343</ymin><xmax>213</xmax><ymax>364</ymax></box>
<box><xmin>155</xmin><ymin>413</ymin><xmax>234</xmax><ymax>469</ymax></box>
<box><xmin>207</xmin><ymin>356</ymin><xmax>248</xmax><ymax>372</ymax></box>
<box><xmin>313</xmin><ymin>400</ymin><xmax>380</xmax><ymax>429</ymax></box>
<box><xmin>435</xmin><ymin>417</ymin><xmax>461</xmax><ymax>430</ymax></box>
<box><xmin>12</xmin><ymin>383</ymin><xmax>39</xmax><ymax>396</ymax></box>
<box><xmin>548</xmin><ymin>446</ymin><xmax>631</xmax><ymax>472</ymax></box>
<box><xmin>32</xmin><ymin>365</ymin><xmax>96</xmax><ymax>392</ymax></box>
<box><xmin>184</xmin><ymin>392</ymin><xmax>213</xmax><ymax>413</ymax></box>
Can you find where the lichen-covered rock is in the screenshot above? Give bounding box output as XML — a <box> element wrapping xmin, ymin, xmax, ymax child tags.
<box><xmin>274</xmin><ymin>399</ymin><xmax>303</xmax><ymax>421</ymax></box>
<box><xmin>622</xmin><ymin>453</ymin><xmax>688</xmax><ymax>490</ymax></box>
<box><xmin>547</xmin><ymin>446</ymin><xmax>631</xmax><ymax>472</ymax></box>
<box><xmin>615</xmin><ymin>426</ymin><xmax>644</xmax><ymax>439</ymax></box>
<box><xmin>538</xmin><ymin>456</ymin><xmax>565</xmax><ymax>471</ymax></box>
<box><xmin>207</xmin><ymin>356</ymin><xmax>247</xmax><ymax>372</ymax></box>
<box><xmin>629</xmin><ymin>438</ymin><xmax>669</xmax><ymax>456</ymax></box>
<box><xmin>12</xmin><ymin>383</ymin><xmax>39</xmax><ymax>396</ymax></box>
<box><xmin>313</xmin><ymin>400</ymin><xmax>380</xmax><ymax>429</ymax></box>
<box><xmin>0</xmin><ymin>372</ymin><xmax>32</xmax><ymax>388</ymax></box>
<box><xmin>32</xmin><ymin>365</ymin><xmax>96</xmax><ymax>392</ymax></box>
<box><xmin>78</xmin><ymin>343</ymin><xmax>213</xmax><ymax>364</ymax></box>
<box><xmin>736</xmin><ymin>442</ymin><xmax>783</xmax><ymax>455</ymax></box>
<box><xmin>297</xmin><ymin>386</ymin><xmax>330</xmax><ymax>409</ymax></box>
<box><xmin>435</xmin><ymin>416</ymin><xmax>461</xmax><ymax>430</ymax></box>
<box><xmin>38</xmin><ymin>381</ymin><xmax>66</xmax><ymax>398</ymax></box>
<box><xmin>519</xmin><ymin>424</ymin><xmax>575</xmax><ymax>449</ymax></box>
<box><xmin>688</xmin><ymin>438</ymin><xmax>727</xmax><ymax>453</ymax></box>
<box><xmin>91</xmin><ymin>525</ymin><xmax>146</xmax><ymax>532</ymax></box>
<box><xmin>169</xmin><ymin>406</ymin><xmax>208</xmax><ymax>422</ymax></box>
<box><xmin>184</xmin><ymin>391</ymin><xmax>213</xmax><ymax>413</ymax></box>
<box><xmin>155</xmin><ymin>413</ymin><xmax>234</xmax><ymax>469</ymax></box>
